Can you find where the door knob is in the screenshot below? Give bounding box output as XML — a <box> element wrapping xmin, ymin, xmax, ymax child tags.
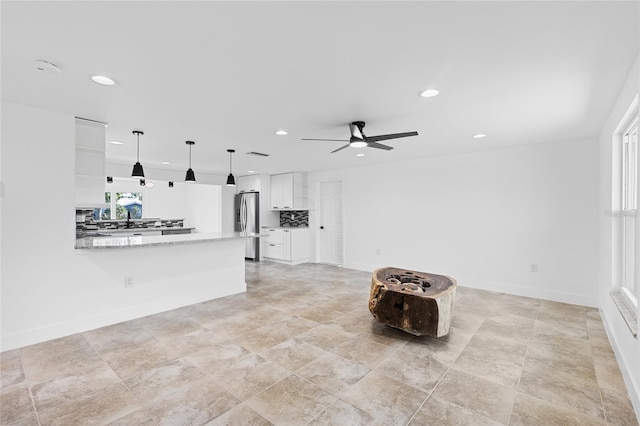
<box><xmin>320</xmin><ymin>226</ymin><xmax>324</xmax><ymax>229</ymax></box>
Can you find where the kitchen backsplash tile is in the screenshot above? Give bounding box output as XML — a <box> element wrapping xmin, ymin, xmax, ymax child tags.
<box><xmin>75</xmin><ymin>209</ymin><xmax>184</xmax><ymax>237</ymax></box>
<box><xmin>279</xmin><ymin>210</ymin><xmax>308</xmax><ymax>227</ymax></box>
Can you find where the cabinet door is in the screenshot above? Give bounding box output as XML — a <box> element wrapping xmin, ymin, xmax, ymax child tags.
<box><xmin>237</xmin><ymin>175</ymin><xmax>259</xmax><ymax>193</ymax></box>
<box><xmin>281</xmin><ymin>174</ymin><xmax>294</xmax><ymax>209</ymax></box>
<box><xmin>283</xmin><ymin>229</ymin><xmax>292</xmax><ymax>260</ymax></box>
<box><xmin>271</xmin><ymin>174</ymin><xmax>284</xmax><ymax>209</ymax></box>
<box><xmin>290</xmin><ymin>229</ymin><xmax>309</xmax><ymax>261</ymax></box>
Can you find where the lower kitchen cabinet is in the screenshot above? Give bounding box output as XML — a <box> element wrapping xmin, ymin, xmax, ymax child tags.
<box><xmin>263</xmin><ymin>228</ymin><xmax>309</xmax><ymax>264</ymax></box>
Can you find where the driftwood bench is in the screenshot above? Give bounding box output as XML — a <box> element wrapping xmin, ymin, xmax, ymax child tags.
<box><xmin>368</xmin><ymin>267</ymin><xmax>456</xmax><ymax>337</ymax></box>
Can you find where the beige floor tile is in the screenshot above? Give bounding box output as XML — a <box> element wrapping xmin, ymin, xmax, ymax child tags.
<box><xmin>594</xmin><ymin>356</ymin><xmax>629</xmax><ymax>399</ymax></box>
<box><xmin>403</xmin><ymin>335</ymin><xmax>465</xmax><ymax>365</ymax></box>
<box><xmin>518</xmin><ymin>355</ymin><xmax>604</xmax><ymax>419</ymax></box>
<box><xmin>21</xmin><ymin>345</ymin><xmax>106</xmax><ymax>384</ymax></box>
<box><xmin>247</xmin><ymin>375</ymin><xmax>336</xmax><ymax>426</ymax></box>
<box><xmin>105</xmin><ymin>408</ymin><xmax>156</xmax><ymax>425</ymax></box>
<box><xmin>19</xmin><ymin>334</ymin><xmax>90</xmax><ymax>368</ymax></box>
<box><xmin>259</xmin><ymin>338</ymin><xmax>330</xmax><ymax>372</ymax></box>
<box><xmin>206</xmin><ymin>403</ymin><xmax>273</xmax><ymax>425</ymax></box>
<box><xmin>509</xmin><ymin>392</ymin><xmax>605</xmax><ymax>426</ymax></box>
<box><xmin>475</xmin><ymin>312</ymin><xmax>535</xmax><ymax>345</ymax></box>
<box><xmin>331</xmin><ymin>336</ymin><xmax>398</xmax><ymax>369</ymax></box>
<box><xmin>431</xmin><ymin>369</ymin><xmax>515</xmax><ymax>424</ymax></box>
<box><xmin>143</xmin><ymin>376</ymin><xmax>240</xmax><ymax>425</ymax></box>
<box><xmin>601</xmin><ymin>389</ymin><xmax>639</xmax><ymax>426</ymax></box>
<box><xmin>232</xmin><ymin>325</ymin><xmax>292</xmax><ymax>353</ymax></box>
<box><xmin>208</xmin><ymin>353</ymin><xmax>291</xmax><ymax>400</ymax></box>
<box><xmin>6</xmin><ymin>414</ymin><xmax>40</xmax><ymax>426</ymax></box>
<box><xmin>376</xmin><ymin>348</ymin><xmax>448</xmax><ymax>393</ymax></box>
<box><xmin>37</xmin><ymin>383</ymin><xmax>141</xmax><ymax>426</ymax></box>
<box><xmin>409</xmin><ymin>395</ymin><xmax>502</xmax><ymax>425</ymax></box>
<box><xmin>124</xmin><ymin>358</ymin><xmax>203</xmax><ymax>404</ymax></box>
<box><xmin>309</xmin><ymin>399</ymin><xmax>381</xmax><ymax>426</ymax></box>
<box><xmin>296</xmin><ymin>323</ymin><xmax>355</xmax><ymax>351</ymax></box>
<box><xmin>0</xmin><ymin>384</ymin><xmax>36</xmax><ymax>425</ymax></box>
<box><xmin>31</xmin><ymin>361</ymin><xmax>120</xmax><ymax>413</ymax></box>
<box><xmin>297</xmin><ymin>352</ymin><xmax>370</xmax><ymax>396</ymax></box>
<box><xmin>341</xmin><ymin>370</ymin><xmax>428</xmax><ymax>425</ymax></box>
<box><xmin>493</xmin><ymin>294</ymin><xmax>540</xmax><ymax>319</ymax></box>
<box><xmin>0</xmin><ymin>350</ymin><xmax>25</xmax><ymax>389</ymax></box>
<box><xmin>100</xmin><ymin>337</ymin><xmax>175</xmax><ymax>380</ymax></box>
<box><xmin>159</xmin><ymin>328</ymin><xmax>233</xmax><ymax>359</ymax></box>
<box><xmin>451</xmin><ymin>333</ymin><xmax>527</xmax><ymax>388</ymax></box>
<box><xmin>82</xmin><ymin>321</ymin><xmax>150</xmax><ymax>348</ymax></box>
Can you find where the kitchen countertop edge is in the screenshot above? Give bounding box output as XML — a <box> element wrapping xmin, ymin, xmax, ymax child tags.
<box><xmin>76</xmin><ymin>232</ymin><xmax>267</xmax><ymax>250</ymax></box>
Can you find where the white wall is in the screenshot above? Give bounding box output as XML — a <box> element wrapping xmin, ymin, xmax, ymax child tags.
<box><xmin>184</xmin><ymin>183</ymin><xmax>221</xmax><ymax>233</ymax></box>
<box><xmin>0</xmin><ymin>103</ymin><xmax>244</xmax><ymax>351</ymax></box>
<box><xmin>597</xmin><ymin>55</ymin><xmax>639</xmax><ymax>416</ymax></box>
<box><xmin>310</xmin><ymin>138</ymin><xmax>600</xmax><ymax>307</ymax></box>
<box><xmin>103</xmin><ymin>177</ymin><xmax>187</xmax><ymax>220</ymax></box>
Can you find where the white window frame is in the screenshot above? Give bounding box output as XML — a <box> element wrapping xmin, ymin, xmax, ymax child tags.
<box><xmin>620</xmin><ymin>115</ymin><xmax>638</xmax><ymax>308</ymax></box>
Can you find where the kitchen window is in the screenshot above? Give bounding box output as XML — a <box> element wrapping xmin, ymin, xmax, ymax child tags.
<box><xmin>94</xmin><ymin>191</ymin><xmax>143</xmax><ymax>220</ymax></box>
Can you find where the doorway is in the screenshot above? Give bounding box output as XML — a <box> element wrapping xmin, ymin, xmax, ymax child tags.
<box><xmin>318</xmin><ymin>181</ymin><xmax>343</xmax><ymax>265</ymax></box>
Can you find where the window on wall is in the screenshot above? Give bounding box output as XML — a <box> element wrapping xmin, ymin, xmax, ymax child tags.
<box><xmin>620</xmin><ymin>115</ymin><xmax>638</xmax><ymax>308</ymax></box>
<box><xmin>93</xmin><ymin>191</ymin><xmax>143</xmax><ymax>220</ymax></box>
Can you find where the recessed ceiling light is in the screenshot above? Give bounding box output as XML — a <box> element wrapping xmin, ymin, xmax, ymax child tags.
<box><xmin>419</xmin><ymin>89</ymin><xmax>440</xmax><ymax>98</ymax></box>
<box><xmin>248</xmin><ymin>170</ymin><xmax>255</xmax><ymax>174</ymax></box>
<box><xmin>275</xmin><ymin>130</ymin><xmax>288</xmax><ymax>136</ymax></box>
<box><xmin>91</xmin><ymin>75</ymin><xmax>116</xmax><ymax>86</ymax></box>
<box><xmin>356</xmin><ymin>153</ymin><xmax>365</xmax><ymax>157</ymax></box>
<box><xmin>109</xmin><ymin>140</ymin><xmax>124</xmax><ymax>145</ymax></box>
<box><xmin>161</xmin><ymin>161</ymin><xmax>171</xmax><ymax>165</ymax></box>
<box><xmin>473</xmin><ymin>133</ymin><xmax>487</xmax><ymax>139</ymax></box>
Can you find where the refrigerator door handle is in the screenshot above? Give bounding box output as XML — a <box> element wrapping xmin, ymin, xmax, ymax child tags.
<box><xmin>242</xmin><ymin>197</ymin><xmax>248</xmax><ymax>232</ymax></box>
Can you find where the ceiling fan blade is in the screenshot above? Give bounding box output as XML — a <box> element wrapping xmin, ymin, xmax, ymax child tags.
<box><xmin>301</xmin><ymin>138</ymin><xmax>349</xmax><ymax>142</ymax></box>
<box><xmin>365</xmin><ymin>131</ymin><xmax>418</xmax><ymax>143</ymax></box>
<box><xmin>331</xmin><ymin>144</ymin><xmax>351</xmax><ymax>153</ymax></box>
<box><xmin>367</xmin><ymin>142</ymin><xmax>394</xmax><ymax>150</ymax></box>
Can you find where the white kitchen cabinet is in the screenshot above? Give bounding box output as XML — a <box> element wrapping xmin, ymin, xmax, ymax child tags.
<box><xmin>270</xmin><ymin>172</ymin><xmax>307</xmax><ymax>210</ymax></box>
<box><xmin>237</xmin><ymin>174</ymin><xmax>260</xmax><ymax>193</ymax></box>
<box><xmin>75</xmin><ymin>118</ymin><xmax>106</xmax><ymax>207</ymax></box>
<box><xmin>263</xmin><ymin>227</ymin><xmax>308</xmax><ymax>264</ymax></box>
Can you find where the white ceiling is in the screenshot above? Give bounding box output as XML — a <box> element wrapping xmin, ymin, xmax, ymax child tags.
<box><xmin>2</xmin><ymin>1</ymin><xmax>638</xmax><ymax>176</ymax></box>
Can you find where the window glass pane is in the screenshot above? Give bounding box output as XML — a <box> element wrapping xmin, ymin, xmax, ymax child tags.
<box><xmin>116</xmin><ymin>192</ymin><xmax>143</xmax><ymax>219</ymax></box>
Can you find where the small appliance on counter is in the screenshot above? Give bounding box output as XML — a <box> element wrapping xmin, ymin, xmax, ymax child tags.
<box><xmin>234</xmin><ymin>191</ymin><xmax>260</xmax><ymax>260</ymax></box>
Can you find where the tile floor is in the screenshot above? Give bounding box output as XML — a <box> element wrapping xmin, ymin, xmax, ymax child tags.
<box><xmin>1</xmin><ymin>262</ymin><xmax>638</xmax><ymax>425</ymax></box>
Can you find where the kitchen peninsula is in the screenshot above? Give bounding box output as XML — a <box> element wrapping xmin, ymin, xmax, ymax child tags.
<box><xmin>62</xmin><ymin>231</ymin><xmax>264</xmax><ymax>354</ymax></box>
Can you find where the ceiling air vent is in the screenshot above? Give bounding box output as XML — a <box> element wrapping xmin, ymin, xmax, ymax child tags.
<box><xmin>246</xmin><ymin>151</ymin><xmax>270</xmax><ymax>157</ymax></box>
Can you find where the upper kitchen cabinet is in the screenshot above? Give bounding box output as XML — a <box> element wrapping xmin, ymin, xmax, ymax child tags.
<box><xmin>271</xmin><ymin>172</ymin><xmax>307</xmax><ymax>210</ymax></box>
<box><xmin>75</xmin><ymin>118</ymin><xmax>106</xmax><ymax>207</ymax></box>
<box><xmin>237</xmin><ymin>174</ymin><xmax>260</xmax><ymax>193</ymax></box>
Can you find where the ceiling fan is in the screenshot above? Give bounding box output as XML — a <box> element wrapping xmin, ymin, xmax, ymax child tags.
<box><xmin>302</xmin><ymin>121</ymin><xmax>418</xmax><ymax>153</ymax></box>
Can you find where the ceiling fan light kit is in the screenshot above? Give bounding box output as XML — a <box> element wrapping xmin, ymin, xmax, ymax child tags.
<box><xmin>302</xmin><ymin>120</ymin><xmax>418</xmax><ymax>153</ymax></box>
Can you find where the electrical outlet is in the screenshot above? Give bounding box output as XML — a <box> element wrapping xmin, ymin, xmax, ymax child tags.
<box><xmin>124</xmin><ymin>276</ymin><xmax>134</xmax><ymax>287</ymax></box>
<box><xmin>530</xmin><ymin>263</ymin><xmax>539</xmax><ymax>273</ymax></box>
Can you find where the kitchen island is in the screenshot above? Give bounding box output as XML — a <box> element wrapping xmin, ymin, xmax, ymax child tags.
<box><xmin>62</xmin><ymin>232</ymin><xmax>265</xmax><ymax>351</ymax></box>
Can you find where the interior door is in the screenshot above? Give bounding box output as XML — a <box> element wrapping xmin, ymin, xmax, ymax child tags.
<box><xmin>318</xmin><ymin>181</ymin><xmax>343</xmax><ymax>265</ymax></box>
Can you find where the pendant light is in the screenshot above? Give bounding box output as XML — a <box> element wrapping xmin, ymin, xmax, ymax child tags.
<box><xmin>131</xmin><ymin>130</ymin><xmax>145</xmax><ymax>178</ymax></box>
<box><xmin>226</xmin><ymin>149</ymin><xmax>236</xmax><ymax>186</ymax></box>
<box><xmin>185</xmin><ymin>141</ymin><xmax>196</xmax><ymax>182</ymax></box>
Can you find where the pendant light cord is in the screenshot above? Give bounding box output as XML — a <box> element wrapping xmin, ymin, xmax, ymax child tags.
<box><xmin>136</xmin><ymin>132</ymin><xmax>140</xmax><ymax>162</ymax></box>
<box><xmin>189</xmin><ymin>144</ymin><xmax>192</xmax><ymax>168</ymax></box>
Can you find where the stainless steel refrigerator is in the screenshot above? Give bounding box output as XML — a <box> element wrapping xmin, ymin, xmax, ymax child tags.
<box><xmin>234</xmin><ymin>192</ymin><xmax>260</xmax><ymax>260</ymax></box>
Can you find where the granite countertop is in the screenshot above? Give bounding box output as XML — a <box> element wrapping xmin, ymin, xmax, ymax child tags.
<box><xmin>75</xmin><ymin>232</ymin><xmax>267</xmax><ymax>250</ymax></box>
<box><xmin>88</xmin><ymin>227</ymin><xmax>195</xmax><ymax>235</ymax></box>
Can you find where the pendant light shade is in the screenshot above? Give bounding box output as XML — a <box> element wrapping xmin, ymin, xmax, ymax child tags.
<box><xmin>185</xmin><ymin>141</ymin><xmax>196</xmax><ymax>182</ymax></box>
<box><xmin>226</xmin><ymin>149</ymin><xmax>236</xmax><ymax>186</ymax></box>
<box><xmin>131</xmin><ymin>130</ymin><xmax>145</xmax><ymax>178</ymax></box>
